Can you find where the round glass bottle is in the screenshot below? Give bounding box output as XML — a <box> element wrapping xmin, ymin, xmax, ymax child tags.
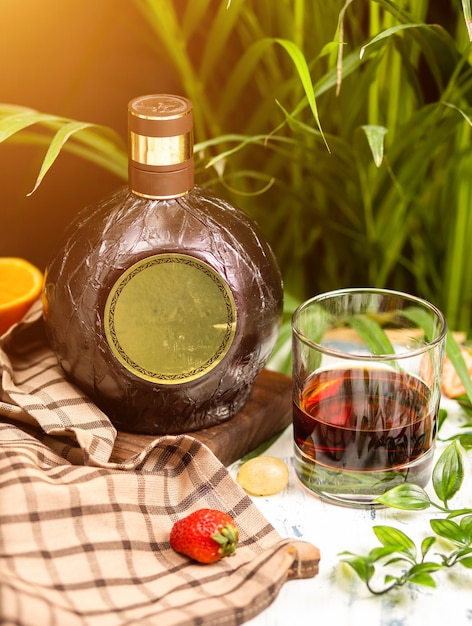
<box><xmin>43</xmin><ymin>94</ymin><xmax>283</xmax><ymax>434</ymax></box>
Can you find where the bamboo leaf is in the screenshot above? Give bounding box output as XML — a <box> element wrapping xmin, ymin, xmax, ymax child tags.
<box><xmin>442</xmin><ymin>102</ymin><xmax>472</xmax><ymax>127</ymax></box>
<box><xmin>461</xmin><ymin>0</ymin><xmax>472</xmax><ymax>40</ymax></box>
<box><xmin>463</xmin><ymin>0</ymin><xmax>472</xmax><ymax>20</ymax></box>
<box><xmin>0</xmin><ymin>110</ymin><xmax>60</xmax><ymax>142</ymax></box>
<box><xmin>0</xmin><ymin>105</ymin><xmax>127</xmax><ymax>188</ymax></box>
<box><xmin>27</xmin><ymin>121</ymin><xmax>95</xmax><ymax>194</ymax></box>
<box><xmin>270</xmin><ymin>37</ymin><xmax>330</xmax><ymax>152</ymax></box>
<box><xmin>199</xmin><ymin>0</ymin><xmax>245</xmax><ymax>83</ymax></box>
<box><xmin>2</xmin><ymin>1</ymin><xmax>472</xmax><ymax>336</ymax></box>
<box><xmin>201</xmin><ymin>134</ymin><xmax>278</xmax><ymax>169</ymax></box>
<box><xmin>348</xmin><ymin>314</ymin><xmax>395</xmax><ymax>355</ymax></box>
<box><xmin>361</xmin><ymin>125</ymin><xmax>388</xmax><ymax>167</ymax></box>
<box><xmin>403</xmin><ymin>307</ymin><xmax>472</xmax><ymax>408</ymax></box>
<box><xmin>360</xmin><ymin>23</ymin><xmax>438</xmax><ymax>59</ymax></box>
<box><xmin>216</xmin><ymin>39</ymin><xmax>280</xmax><ymax>125</ymax></box>
<box><xmin>401</xmin><ymin>305</ymin><xmax>439</xmax><ymax>342</ymax></box>
<box><xmin>446</xmin><ymin>333</ymin><xmax>472</xmax><ymax>405</ymax></box>
<box><xmin>181</xmin><ymin>0</ymin><xmax>213</xmax><ymax>39</ymax></box>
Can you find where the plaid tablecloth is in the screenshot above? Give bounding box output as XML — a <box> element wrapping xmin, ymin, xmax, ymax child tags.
<box><xmin>0</xmin><ymin>302</ymin><xmax>320</xmax><ymax>626</ymax></box>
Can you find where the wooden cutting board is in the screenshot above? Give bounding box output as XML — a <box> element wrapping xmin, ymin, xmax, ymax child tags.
<box><xmin>110</xmin><ymin>369</ymin><xmax>292</xmax><ymax>466</ymax></box>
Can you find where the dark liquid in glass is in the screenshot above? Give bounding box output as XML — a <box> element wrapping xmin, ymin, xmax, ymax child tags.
<box><xmin>294</xmin><ymin>367</ymin><xmax>435</xmax><ymax>472</ymax></box>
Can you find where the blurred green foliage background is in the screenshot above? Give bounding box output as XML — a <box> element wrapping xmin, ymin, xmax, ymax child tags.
<box><xmin>2</xmin><ymin>1</ymin><xmax>472</xmax><ymax>334</ymax></box>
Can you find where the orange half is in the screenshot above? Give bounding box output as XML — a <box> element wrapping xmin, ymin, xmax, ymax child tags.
<box><xmin>0</xmin><ymin>257</ymin><xmax>44</xmax><ymax>336</ymax></box>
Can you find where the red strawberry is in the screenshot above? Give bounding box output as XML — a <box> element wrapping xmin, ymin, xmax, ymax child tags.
<box><xmin>169</xmin><ymin>508</ymin><xmax>239</xmax><ymax>564</ymax></box>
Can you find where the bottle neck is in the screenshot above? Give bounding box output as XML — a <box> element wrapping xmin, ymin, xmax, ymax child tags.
<box><xmin>128</xmin><ymin>159</ymin><xmax>195</xmax><ymax>200</ymax></box>
<box><xmin>127</xmin><ymin>94</ymin><xmax>195</xmax><ymax>199</ymax></box>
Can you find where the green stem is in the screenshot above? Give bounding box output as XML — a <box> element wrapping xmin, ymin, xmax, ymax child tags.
<box><xmin>368</xmin><ymin>2</ymin><xmax>381</xmax><ymax>125</ymax></box>
<box><xmin>366</xmin><ymin>580</ymin><xmax>400</xmax><ymax>595</ymax></box>
<box><xmin>443</xmin><ymin>123</ymin><xmax>472</xmax><ymax>329</ymax></box>
<box><xmin>462</xmin><ymin>0</ymin><xmax>472</xmax><ymax>40</ymax></box>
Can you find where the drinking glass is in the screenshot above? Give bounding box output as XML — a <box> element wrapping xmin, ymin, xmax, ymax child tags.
<box><xmin>292</xmin><ymin>288</ymin><xmax>447</xmax><ymax>507</ymax></box>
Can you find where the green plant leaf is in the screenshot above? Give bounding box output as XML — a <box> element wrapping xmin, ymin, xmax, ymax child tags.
<box><xmin>375</xmin><ymin>483</ymin><xmax>431</xmax><ymax>510</ymax></box>
<box><xmin>0</xmin><ymin>110</ymin><xmax>54</xmax><ymax>142</ymax></box>
<box><xmin>432</xmin><ymin>441</ymin><xmax>464</xmax><ymax>506</ymax></box>
<box><xmin>421</xmin><ymin>536</ymin><xmax>437</xmax><ymax>558</ymax></box>
<box><xmin>339</xmin><ymin>553</ymin><xmax>375</xmax><ymax>582</ymax></box>
<box><xmin>401</xmin><ymin>305</ymin><xmax>439</xmax><ymax>342</ymax></box>
<box><xmin>406</xmin><ymin>572</ymin><xmax>437</xmax><ymax>587</ymax></box>
<box><xmin>411</xmin><ymin>562</ymin><xmax>442</xmax><ymax>574</ymax></box>
<box><xmin>267</xmin><ymin>321</ymin><xmax>292</xmax><ymax>375</ymax></box>
<box><xmin>368</xmin><ymin>545</ymin><xmax>403</xmax><ymax>561</ymax></box>
<box><xmin>445</xmin><ymin>334</ymin><xmax>472</xmax><ymax>405</ymax></box>
<box><xmin>360</xmin><ymin>23</ymin><xmax>440</xmax><ymax>59</ymax></box>
<box><xmin>373</xmin><ymin>526</ymin><xmax>417</xmax><ymax>560</ymax></box>
<box><xmin>348</xmin><ymin>314</ymin><xmax>395</xmax><ymax>356</ymax></box>
<box><xmin>0</xmin><ymin>104</ymin><xmax>127</xmax><ymax>184</ymax></box>
<box><xmin>3</xmin><ymin>1</ymin><xmax>472</xmax><ymax>339</ymax></box>
<box><xmin>199</xmin><ymin>0</ymin><xmax>246</xmax><ymax>83</ymax></box>
<box><xmin>430</xmin><ymin>519</ymin><xmax>465</xmax><ymax>545</ymax></box>
<box><xmin>463</xmin><ymin>0</ymin><xmax>472</xmax><ymax>21</ymax></box>
<box><xmin>446</xmin><ymin>508</ymin><xmax>472</xmax><ymax>519</ymax></box>
<box><xmin>270</xmin><ymin>37</ymin><xmax>330</xmax><ymax>152</ymax></box>
<box><xmin>437</xmin><ymin>408</ymin><xmax>448</xmax><ymax>433</ymax></box>
<box><xmin>442</xmin><ymin>433</ymin><xmax>472</xmax><ymax>450</ymax></box>
<box><xmin>384</xmin><ymin>574</ymin><xmax>398</xmax><ymax>585</ymax></box>
<box><xmin>461</xmin><ymin>0</ymin><xmax>472</xmax><ymax>40</ymax></box>
<box><xmin>453</xmin><ymin>546</ymin><xmax>472</xmax><ymax>559</ymax></box>
<box><xmin>27</xmin><ymin>121</ymin><xmax>95</xmax><ymax>194</ymax></box>
<box><xmin>460</xmin><ymin>515</ymin><xmax>472</xmax><ymax>539</ymax></box>
<box><xmin>201</xmin><ymin>133</ymin><xmax>287</xmax><ymax>170</ymax></box>
<box><xmin>361</xmin><ymin>125</ymin><xmax>388</xmax><ymax>167</ymax></box>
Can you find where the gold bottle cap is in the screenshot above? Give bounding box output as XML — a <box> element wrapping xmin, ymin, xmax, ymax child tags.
<box><xmin>128</xmin><ymin>94</ymin><xmax>194</xmax><ymax>199</ymax></box>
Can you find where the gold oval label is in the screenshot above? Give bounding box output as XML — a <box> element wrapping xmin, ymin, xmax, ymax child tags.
<box><xmin>104</xmin><ymin>254</ymin><xmax>237</xmax><ymax>383</ymax></box>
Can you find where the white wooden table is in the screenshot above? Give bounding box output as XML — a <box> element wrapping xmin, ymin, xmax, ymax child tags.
<box><xmin>229</xmin><ymin>396</ymin><xmax>472</xmax><ymax>625</ymax></box>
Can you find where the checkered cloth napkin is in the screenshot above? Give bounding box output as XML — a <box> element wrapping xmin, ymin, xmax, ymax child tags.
<box><xmin>0</xmin><ymin>301</ymin><xmax>320</xmax><ymax>626</ymax></box>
